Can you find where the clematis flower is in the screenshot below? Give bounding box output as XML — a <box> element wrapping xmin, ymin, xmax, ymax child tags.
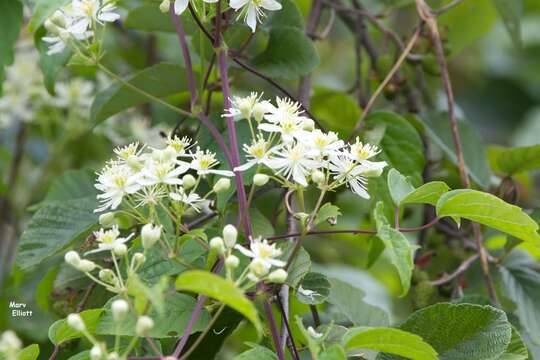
<box><xmin>236</xmin><ymin>237</ymin><xmax>285</xmax><ymax>280</ymax></box>
<box><xmin>190</xmin><ymin>148</ymin><xmax>234</xmax><ymax>177</ymax></box>
<box><xmin>86</xmin><ymin>226</ymin><xmax>134</xmax><ymax>255</ymax></box>
<box><xmin>169</xmin><ymin>189</ymin><xmax>205</xmax><ymax>212</ymax></box>
<box><xmin>235</xmin><ymin>137</ymin><xmax>272</xmax><ymax>171</ymax></box>
<box><xmin>95</xmin><ymin>163</ymin><xmax>141</xmax><ymax>212</ymax></box>
<box><xmin>265</xmin><ymin>144</ymin><xmax>321</xmax><ymax>186</ymax></box>
<box><xmin>229</xmin><ymin>0</ymin><xmax>282</xmax><ymax>32</ymax></box>
<box><xmin>160</xmin><ymin>0</ymin><xmax>218</xmax><ymax>15</ymax></box>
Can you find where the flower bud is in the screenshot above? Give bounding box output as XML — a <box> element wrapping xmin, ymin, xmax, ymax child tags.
<box><xmin>252</xmin><ymin>103</ymin><xmax>267</xmax><ymax>123</ymax></box>
<box><xmin>44</xmin><ymin>19</ymin><xmax>59</xmax><ymax>34</ymax></box>
<box><xmin>159</xmin><ymin>0</ymin><xmax>170</xmax><ymax>13</ymax></box>
<box><xmin>78</xmin><ymin>260</ymin><xmax>96</xmax><ymax>273</ymax></box>
<box><xmin>0</xmin><ymin>330</ymin><xmax>21</xmax><ymax>353</ymax></box>
<box><xmin>141</xmin><ymin>223</ymin><xmax>162</xmax><ymax>250</ymax></box>
<box><xmin>302</xmin><ymin>118</ymin><xmax>315</xmax><ymax>131</ymax></box>
<box><xmin>90</xmin><ymin>345</ymin><xmax>103</xmax><ymax>360</ymax></box>
<box><xmin>99</xmin><ymin>269</ymin><xmax>115</xmax><ymax>282</ymax></box>
<box><xmin>253</xmin><ymin>173</ymin><xmax>269</xmax><ymax>187</ymax></box>
<box><xmin>67</xmin><ymin>313</ymin><xmax>86</xmax><ymax>332</ymax></box>
<box><xmin>99</xmin><ymin>212</ymin><xmax>116</xmax><ymax>227</ymax></box>
<box><xmin>268</xmin><ymin>269</ymin><xmax>288</xmax><ymax>284</ymax></box>
<box><xmin>225</xmin><ymin>255</ymin><xmax>240</xmax><ymax>269</ymax></box>
<box><xmin>51</xmin><ymin>10</ymin><xmax>67</xmax><ymax>28</ymax></box>
<box><xmin>132</xmin><ymin>253</ymin><xmax>146</xmax><ymax>266</ymax></box>
<box><xmin>359</xmin><ymin>164</ymin><xmax>386</xmax><ymax>178</ymax></box>
<box><xmin>249</xmin><ymin>259</ymin><xmax>269</xmax><ymax>279</ymax></box>
<box><xmin>210</xmin><ymin>237</ymin><xmax>225</xmax><ymax>254</ymax></box>
<box><xmin>111</xmin><ymin>299</ymin><xmax>129</xmax><ymax>322</ymax></box>
<box><xmin>136</xmin><ymin>316</ymin><xmax>154</xmax><ymax>336</ymax></box>
<box><xmin>311</xmin><ymin>170</ymin><xmax>325</xmax><ymax>185</ymax></box>
<box><xmin>107</xmin><ymin>353</ymin><xmax>119</xmax><ymax>360</ymax></box>
<box><xmin>182</xmin><ymin>174</ymin><xmax>196</xmax><ymax>189</ymax></box>
<box><xmin>307</xmin><ymin>326</ymin><xmax>323</xmax><ymax>339</ymax></box>
<box><xmin>113</xmin><ymin>243</ymin><xmax>127</xmax><ymax>256</ymax></box>
<box><xmin>213</xmin><ymin>178</ymin><xmax>231</xmax><ymax>193</ymax></box>
<box><xmin>222</xmin><ymin>224</ymin><xmax>238</xmax><ymax>248</ymax></box>
<box><xmin>65</xmin><ymin>251</ymin><xmax>81</xmax><ymax>268</ymax></box>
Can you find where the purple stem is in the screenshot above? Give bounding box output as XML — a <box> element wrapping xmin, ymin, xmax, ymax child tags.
<box><xmin>263</xmin><ymin>300</ymin><xmax>285</xmax><ymax>360</ymax></box>
<box><xmin>217</xmin><ymin>49</ymin><xmax>253</xmax><ymax>238</ymax></box>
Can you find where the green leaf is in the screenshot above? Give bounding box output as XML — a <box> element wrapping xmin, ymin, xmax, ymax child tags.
<box><xmin>499</xmin><ymin>253</ymin><xmax>540</xmax><ymax>345</ymax></box>
<box><xmin>320</xmin><ymin>344</ymin><xmax>347</xmax><ymax>360</ymax></box>
<box><xmin>175</xmin><ymin>270</ymin><xmax>262</xmax><ymax>334</ymax></box>
<box><xmin>327</xmin><ymin>277</ymin><xmax>389</xmax><ymax>327</ymax></box>
<box><xmin>423</xmin><ymin>113</ymin><xmax>491</xmax><ymax>189</ymax></box>
<box><xmin>493</xmin><ymin>0</ymin><xmax>523</xmax><ymax>48</ymax></box>
<box><xmin>437</xmin><ymin>0</ymin><xmax>498</xmax><ymax>55</ymax></box>
<box><xmin>48</xmin><ymin>309</ymin><xmax>103</xmax><ymax>345</ymax></box>
<box><xmin>28</xmin><ymin>0</ymin><xmax>68</xmax><ymax>32</ymax></box>
<box><xmin>401</xmin><ymin>181</ymin><xmax>451</xmax><ymax>207</ymax></box>
<box><xmin>124</xmin><ymin>5</ymin><xmax>175</xmax><ymax>32</ymax></box>
<box><xmin>44</xmin><ymin>169</ymin><xmax>96</xmax><ymax>203</ymax></box>
<box><xmin>380</xmin><ymin>303</ymin><xmax>512</xmax><ymax>360</ymax></box>
<box><xmin>90</xmin><ymin>63</ymin><xmax>193</xmax><ymax>124</ymax></box>
<box><xmin>16</xmin><ymin>197</ymin><xmax>98</xmax><ymax>270</ymax></box>
<box><xmin>0</xmin><ymin>0</ymin><xmax>23</xmax><ymax>92</ymax></box>
<box><xmin>436</xmin><ymin>189</ymin><xmax>540</xmax><ymax>246</ymax></box>
<box><xmin>265</xmin><ymin>0</ymin><xmax>304</xmax><ymax>29</ymax></box>
<box><xmin>373</xmin><ymin>202</ymin><xmax>416</xmax><ymax>297</ymax></box>
<box><xmin>233</xmin><ymin>344</ymin><xmax>278</xmax><ymax>360</ymax></box>
<box><xmin>387</xmin><ymin>169</ymin><xmax>415</xmax><ymax>206</ymax></box>
<box><xmin>96</xmin><ymin>293</ymin><xmax>210</xmax><ymax>338</ymax></box>
<box><xmin>497</xmin><ymin>326</ymin><xmax>528</xmax><ymax>360</ymax></box>
<box><xmin>251</xmin><ymin>207</ymin><xmax>275</xmax><ymax>238</ymax></box>
<box><xmin>251</xmin><ymin>27</ymin><xmax>319</xmax><ymax>80</ymax></box>
<box><xmin>4</xmin><ymin>344</ymin><xmax>40</xmax><ymax>360</ymax></box>
<box><xmin>488</xmin><ymin>144</ymin><xmax>540</xmax><ymax>175</ymax></box>
<box><xmin>285</xmin><ymin>246</ymin><xmax>311</xmax><ymax>288</ymax></box>
<box><xmin>343</xmin><ymin>327</ymin><xmax>437</xmax><ymax>360</ymax></box>
<box><xmin>296</xmin><ymin>272</ymin><xmax>331</xmax><ymax>305</ymax></box>
<box><xmin>314</xmin><ymin>203</ymin><xmax>341</xmax><ymax>226</ymax></box>
<box><xmin>311</xmin><ymin>89</ymin><xmax>362</xmax><ymax>137</ymax></box>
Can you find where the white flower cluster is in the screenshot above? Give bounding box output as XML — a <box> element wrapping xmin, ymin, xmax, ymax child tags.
<box><xmin>43</xmin><ymin>0</ymin><xmax>120</xmax><ymax>55</ymax></box>
<box><xmin>228</xmin><ymin>93</ymin><xmax>387</xmax><ymax>198</ymax></box>
<box><xmin>0</xmin><ymin>331</ymin><xmax>22</xmax><ymax>360</ymax></box>
<box><xmin>159</xmin><ymin>0</ymin><xmax>282</xmax><ymax>32</ymax></box>
<box><xmin>211</xmin><ymin>225</ymin><xmax>287</xmax><ymax>285</ymax></box>
<box><xmin>65</xmin><ymin>303</ymin><xmax>153</xmax><ymax>360</ymax></box>
<box><xmin>94</xmin><ymin>136</ymin><xmax>232</xmax><ymax>213</ymax></box>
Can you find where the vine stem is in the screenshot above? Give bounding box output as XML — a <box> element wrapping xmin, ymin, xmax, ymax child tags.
<box><xmin>415</xmin><ymin>0</ymin><xmax>499</xmax><ymax>306</ymax></box>
<box><xmin>264</xmin><ymin>300</ymin><xmax>286</xmax><ymax>360</ymax></box>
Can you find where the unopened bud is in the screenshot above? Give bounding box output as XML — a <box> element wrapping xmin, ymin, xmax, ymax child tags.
<box><xmin>51</xmin><ymin>10</ymin><xmax>67</xmax><ymax>28</ymax></box>
<box><xmin>268</xmin><ymin>269</ymin><xmax>288</xmax><ymax>283</ymax></box>
<box><xmin>141</xmin><ymin>223</ymin><xmax>162</xmax><ymax>250</ymax></box>
<box><xmin>311</xmin><ymin>170</ymin><xmax>325</xmax><ymax>185</ymax></box>
<box><xmin>182</xmin><ymin>174</ymin><xmax>196</xmax><ymax>189</ymax></box>
<box><xmin>302</xmin><ymin>118</ymin><xmax>315</xmax><ymax>131</ymax></box>
<box><xmin>225</xmin><ymin>255</ymin><xmax>240</xmax><ymax>269</ymax></box>
<box><xmin>213</xmin><ymin>178</ymin><xmax>231</xmax><ymax>193</ymax></box>
<box><xmin>136</xmin><ymin>316</ymin><xmax>154</xmax><ymax>336</ymax></box>
<box><xmin>107</xmin><ymin>353</ymin><xmax>119</xmax><ymax>360</ymax></box>
<box><xmin>132</xmin><ymin>253</ymin><xmax>145</xmax><ymax>266</ymax></box>
<box><xmin>210</xmin><ymin>237</ymin><xmax>225</xmax><ymax>254</ymax></box>
<box><xmin>249</xmin><ymin>259</ymin><xmax>269</xmax><ymax>279</ymax></box>
<box><xmin>113</xmin><ymin>243</ymin><xmax>127</xmax><ymax>256</ymax></box>
<box><xmin>90</xmin><ymin>345</ymin><xmax>103</xmax><ymax>360</ymax></box>
<box><xmin>252</xmin><ymin>103</ymin><xmax>267</xmax><ymax>123</ymax></box>
<box><xmin>159</xmin><ymin>0</ymin><xmax>170</xmax><ymax>13</ymax></box>
<box><xmin>67</xmin><ymin>313</ymin><xmax>86</xmax><ymax>332</ymax></box>
<box><xmin>78</xmin><ymin>260</ymin><xmax>96</xmax><ymax>273</ymax></box>
<box><xmin>111</xmin><ymin>299</ymin><xmax>129</xmax><ymax>322</ymax></box>
<box><xmin>99</xmin><ymin>212</ymin><xmax>116</xmax><ymax>227</ymax></box>
<box><xmin>222</xmin><ymin>224</ymin><xmax>238</xmax><ymax>248</ymax></box>
<box><xmin>65</xmin><ymin>251</ymin><xmax>81</xmax><ymax>267</ymax></box>
<box><xmin>99</xmin><ymin>269</ymin><xmax>115</xmax><ymax>282</ymax></box>
<box><xmin>253</xmin><ymin>173</ymin><xmax>269</xmax><ymax>187</ymax></box>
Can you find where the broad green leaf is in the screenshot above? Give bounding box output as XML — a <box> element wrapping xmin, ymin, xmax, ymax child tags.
<box><xmin>314</xmin><ymin>203</ymin><xmax>341</xmax><ymax>226</ymax></box>
<box><xmin>437</xmin><ymin>0</ymin><xmax>498</xmax><ymax>55</ymax></box>
<box><xmin>499</xmin><ymin>253</ymin><xmax>540</xmax><ymax>345</ymax></box>
<box><xmin>16</xmin><ymin>197</ymin><xmax>98</xmax><ymax>270</ymax></box>
<box><xmin>96</xmin><ymin>293</ymin><xmax>210</xmax><ymax>338</ymax></box>
<box><xmin>320</xmin><ymin>345</ymin><xmax>347</xmax><ymax>360</ymax></box>
<box><xmin>28</xmin><ymin>0</ymin><xmax>68</xmax><ymax>32</ymax></box>
<box><xmin>436</xmin><ymin>189</ymin><xmax>540</xmax><ymax>246</ymax></box>
<box><xmin>497</xmin><ymin>326</ymin><xmax>528</xmax><ymax>360</ymax></box>
<box><xmin>488</xmin><ymin>144</ymin><xmax>540</xmax><ymax>175</ymax></box>
<box><xmin>251</xmin><ymin>207</ymin><xmax>275</xmax><ymax>238</ymax></box>
<box><xmin>327</xmin><ymin>277</ymin><xmax>389</xmax><ymax>327</ymax></box>
<box><xmin>17</xmin><ymin>344</ymin><xmax>40</xmax><ymax>360</ymax></box>
<box><xmin>265</xmin><ymin>0</ymin><xmax>304</xmax><ymax>30</ymax></box>
<box><xmin>0</xmin><ymin>0</ymin><xmax>23</xmax><ymax>92</ymax></box>
<box><xmin>380</xmin><ymin>303</ymin><xmax>512</xmax><ymax>360</ymax></box>
<box><xmin>285</xmin><ymin>246</ymin><xmax>311</xmax><ymax>288</ymax></box>
<box><xmin>251</xmin><ymin>27</ymin><xmax>319</xmax><ymax>80</ymax></box>
<box><xmin>90</xmin><ymin>63</ymin><xmax>193</xmax><ymax>124</ymax></box>
<box><xmin>311</xmin><ymin>89</ymin><xmax>362</xmax><ymax>137</ymax></box>
<box><xmin>233</xmin><ymin>344</ymin><xmax>278</xmax><ymax>360</ymax></box>
<box><xmin>44</xmin><ymin>169</ymin><xmax>96</xmax><ymax>203</ymax></box>
<box><xmin>296</xmin><ymin>272</ymin><xmax>331</xmax><ymax>305</ymax></box>
<box><xmin>423</xmin><ymin>113</ymin><xmax>491</xmax><ymax>189</ymax></box>
<box><xmin>343</xmin><ymin>327</ymin><xmax>437</xmax><ymax>360</ymax></box>
<box><xmin>374</xmin><ymin>202</ymin><xmax>416</xmax><ymax>296</ymax></box>
<box><xmin>175</xmin><ymin>270</ymin><xmax>262</xmax><ymax>334</ymax></box>
<box><xmin>387</xmin><ymin>169</ymin><xmax>415</xmax><ymax>206</ymax></box>
<box><xmin>493</xmin><ymin>0</ymin><xmax>523</xmax><ymax>48</ymax></box>
<box><xmin>401</xmin><ymin>181</ymin><xmax>451</xmax><ymax>207</ymax></box>
<box><xmin>48</xmin><ymin>309</ymin><xmax>102</xmax><ymax>345</ymax></box>
<box><xmin>124</xmin><ymin>5</ymin><xmax>175</xmax><ymax>32</ymax></box>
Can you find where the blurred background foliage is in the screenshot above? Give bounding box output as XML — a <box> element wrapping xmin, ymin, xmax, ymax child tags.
<box><xmin>1</xmin><ymin>0</ymin><xmax>540</xmax><ymax>358</ymax></box>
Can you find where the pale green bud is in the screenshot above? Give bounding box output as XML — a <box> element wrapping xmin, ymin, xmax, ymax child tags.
<box><xmin>222</xmin><ymin>224</ymin><xmax>238</xmax><ymax>248</ymax></box>
<box><xmin>253</xmin><ymin>173</ymin><xmax>269</xmax><ymax>187</ymax></box>
<box><xmin>136</xmin><ymin>316</ymin><xmax>154</xmax><ymax>336</ymax></box>
<box><xmin>99</xmin><ymin>212</ymin><xmax>116</xmax><ymax>227</ymax></box>
<box><xmin>302</xmin><ymin>118</ymin><xmax>315</xmax><ymax>131</ymax></box>
<box><xmin>67</xmin><ymin>313</ymin><xmax>85</xmax><ymax>331</ymax></box>
<box><xmin>132</xmin><ymin>253</ymin><xmax>145</xmax><ymax>266</ymax></box>
<box><xmin>249</xmin><ymin>259</ymin><xmax>269</xmax><ymax>279</ymax></box>
<box><xmin>311</xmin><ymin>170</ymin><xmax>325</xmax><ymax>185</ymax></box>
<box><xmin>159</xmin><ymin>0</ymin><xmax>170</xmax><ymax>13</ymax></box>
<box><xmin>78</xmin><ymin>260</ymin><xmax>96</xmax><ymax>273</ymax></box>
<box><xmin>141</xmin><ymin>223</ymin><xmax>162</xmax><ymax>250</ymax></box>
<box><xmin>113</xmin><ymin>243</ymin><xmax>127</xmax><ymax>256</ymax></box>
<box><xmin>90</xmin><ymin>345</ymin><xmax>103</xmax><ymax>360</ymax></box>
<box><xmin>111</xmin><ymin>299</ymin><xmax>129</xmax><ymax>322</ymax></box>
<box><xmin>64</xmin><ymin>251</ymin><xmax>81</xmax><ymax>268</ymax></box>
<box><xmin>268</xmin><ymin>269</ymin><xmax>288</xmax><ymax>284</ymax></box>
<box><xmin>225</xmin><ymin>255</ymin><xmax>240</xmax><ymax>269</ymax></box>
<box><xmin>213</xmin><ymin>178</ymin><xmax>231</xmax><ymax>193</ymax></box>
<box><xmin>210</xmin><ymin>237</ymin><xmax>225</xmax><ymax>254</ymax></box>
<box><xmin>99</xmin><ymin>269</ymin><xmax>115</xmax><ymax>282</ymax></box>
<box><xmin>182</xmin><ymin>174</ymin><xmax>197</xmax><ymax>189</ymax></box>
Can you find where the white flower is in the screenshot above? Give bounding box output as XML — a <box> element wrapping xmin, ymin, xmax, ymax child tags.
<box><xmin>260</xmin><ymin>97</ymin><xmax>309</xmax><ymax>142</ymax></box>
<box><xmin>138</xmin><ymin>161</ymin><xmax>189</xmax><ymax>186</ymax></box>
<box><xmin>349</xmin><ymin>139</ymin><xmax>381</xmax><ymax>162</ymax></box>
<box><xmin>190</xmin><ymin>148</ymin><xmax>234</xmax><ymax>177</ymax></box>
<box><xmin>166</xmin><ymin>0</ymin><xmax>218</xmax><ymax>15</ymax></box>
<box><xmin>50</xmin><ymin>78</ymin><xmax>94</xmax><ymax>110</ymax></box>
<box><xmin>133</xmin><ymin>185</ymin><xmax>167</xmax><ymax>208</ymax></box>
<box><xmin>236</xmin><ymin>237</ymin><xmax>285</xmax><ymax>270</ymax></box>
<box><xmin>329</xmin><ymin>156</ymin><xmax>370</xmax><ymax>199</ymax></box>
<box><xmin>69</xmin><ymin>0</ymin><xmax>120</xmax><ymax>34</ymax></box>
<box><xmin>95</xmin><ymin>162</ymin><xmax>141</xmax><ymax>212</ymax></box>
<box><xmin>225</xmin><ymin>92</ymin><xmax>271</xmax><ymax>120</ymax></box>
<box><xmin>265</xmin><ymin>144</ymin><xmax>321</xmax><ymax>186</ymax></box>
<box><xmin>229</xmin><ymin>0</ymin><xmax>282</xmax><ymax>32</ymax></box>
<box><xmin>299</xmin><ymin>129</ymin><xmax>344</xmax><ymax>158</ymax></box>
<box><xmin>86</xmin><ymin>226</ymin><xmax>133</xmax><ymax>255</ymax></box>
<box><xmin>43</xmin><ymin>33</ymin><xmax>69</xmax><ymax>55</ymax></box>
<box><xmin>169</xmin><ymin>189</ymin><xmax>205</xmax><ymax>212</ymax></box>
<box><xmin>166</xmin><ymin>135</ymin><xmax>193</xmax><ymax>156</ymax></box>
<box><xmin>235</xmin><ymin>137</ymin><xmax>272</xmax><ymax>171</ymax></box>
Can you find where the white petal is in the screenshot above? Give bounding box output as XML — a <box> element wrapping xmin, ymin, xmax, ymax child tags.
<box><xmin>174</xmin><ymin>0</ymin><xmax>189</xmax><ymax>14</ymax></box>
<box><xmin>262</xmin><ymin>0</ymin><xmax>282</xmax><ymax>11</ymax></box>
<box><xmin>246</xmin><ymin>5</ymin><xmax>258</xmax><ymax>32</ymax></box>
<box><xmin>229</xmin><ymin>0</ymin><xmax>250</xmax><ymax>10</ymax></box>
